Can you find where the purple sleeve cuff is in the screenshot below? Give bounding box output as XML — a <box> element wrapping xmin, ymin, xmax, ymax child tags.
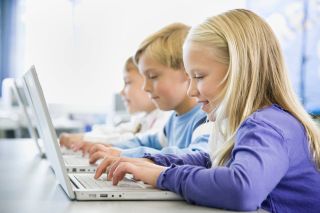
<box><xmin>143</xmin><ymin>153</ymin><xmax>169</xmax><ymax>166</ymax></box>
<box><xmin>143</xmin><ymin>152</ymin><xmax>212</xmax><ymax>167</ymax></box>
<box><xmin>156</xmin><ymin>164</ymin><xmax>177</xmax><ymax>190</ymax></box>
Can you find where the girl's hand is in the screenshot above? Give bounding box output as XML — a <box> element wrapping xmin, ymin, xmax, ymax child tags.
<box><xmin>109</xmin><ymin>160</ymin><xmax>166</xmax><ymax>187</ymax></box>
<box><xmin>94</xmin><ymin>157</ymin><xmax>161</xmax><ymax>186</ymax></box>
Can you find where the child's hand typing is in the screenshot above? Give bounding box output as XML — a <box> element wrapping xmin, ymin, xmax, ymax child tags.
<box><xmin>108</xmin><ymin>159</ymin><xmax>166</xmax><ymax>187</ymax></box>
<box><xmin>94</xmin><ymin>156</ymin><xmax>158</xmax><ymax>186</ymax></box>
<box><xmin>89</xmin><ymin>144</ymin><xmax>121</xmax><ymax>163</ymax></box>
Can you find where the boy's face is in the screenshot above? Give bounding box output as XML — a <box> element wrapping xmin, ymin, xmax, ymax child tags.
<box><xmin>138</xmin><ymin>54</ymin><xmax>190</xmax><ymax>112</ymax></box>
<box><xmin>120</xmin><ymin>68</ymin><xmax>155</xmax><ymax>114</ymax></box>
<box><xmin>183</xmin><ymin>42</ymin><xmax>228</xmax><ymax>114</ymax></box>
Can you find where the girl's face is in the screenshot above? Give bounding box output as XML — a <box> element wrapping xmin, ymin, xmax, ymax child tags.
<box><xmin>183</xmin><ymin>42</ymin><xmax>228</xmax><ymax>114</ymax></box>
<box><xmin>120</xmin><ymin>68</ymin><xmax>155</xmax><ymax>114</ymax></box>
<box><xmin>138</xmin><ymin>54</ymin><xmax>191</xmax><ymax>113</ymax></box>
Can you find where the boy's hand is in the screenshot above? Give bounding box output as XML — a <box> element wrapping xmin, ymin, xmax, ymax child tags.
<box><xmin>71</xmin><ymin>142</ymin><xmax>93</xmax><ymax>156</ymax></box>
<box><xmin>59</xmin><ymin>133</ymin><xmax>84</xmax><ymax>148</ymax></box>
<box><xmin>89</xmin><ymin>144</ymin><xmax>121</xmax><ymax>164</ymax></box>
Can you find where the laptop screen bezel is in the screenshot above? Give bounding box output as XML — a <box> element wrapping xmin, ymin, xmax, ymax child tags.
<box><xmin>22</xmin><ymin>65</ymin><xmax>75</xmax><ymax>199</ymax></box>
<box><xmin>13</xmin><ymin>78</ymin><xmax>46</xmax><ymax>157</ymax></box>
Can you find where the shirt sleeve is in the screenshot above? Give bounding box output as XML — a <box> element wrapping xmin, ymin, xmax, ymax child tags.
<box><xmin>83</xmin><ymin>132</ymin><xmax>135</xmax><ymax>144</ymax></box>
<box><xmin>120</xmin><ymin>133</ymin><xmax>209</xmax><ymax>159</ymax></box>
<box><xmin>120</xmin><ymin>146</ymin><xmax>163</xmax><ymax>158</ymax></box>
<box><xmin>156</xmin><ymin>118</ymin><xmax>290</xmax><ymax>211</ymax></box>
<box><xmin>114</xmin><ymin>132</ymin><xmax>162</xmax><ymax>149</ymax></box>
<box><xmin>158</xmin><ymin>134</ymin><xmax>209</xmax><ymax>155</ymax></box>
<box><xmin>140</xmin><ymin>134</ymin><xmax>209</xmax><ymax>159</ymax></box>
<box><xmin>143</xmin><ymin>151</ymin><xmax>211</xmax><ymax>167</ymax></box>
<box><xmin>116</xmin><ymin>132</ymin><xmax>165</xmax><ymax>158</ymax></box>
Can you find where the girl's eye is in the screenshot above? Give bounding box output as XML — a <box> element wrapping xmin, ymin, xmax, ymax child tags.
<box><xmin>148</xmin><ymin>75</ymin><xmax>158</xmax><ymax>79</ymax></box>
<box><xmin>193</xmin><ymin>76</ymin><xmax>204</xmax><ymax>80</ymax></box>
<box><xmin>124</xmin><ymin>81</ymin><xmax>131</xmax><ymax>85</ymax></box>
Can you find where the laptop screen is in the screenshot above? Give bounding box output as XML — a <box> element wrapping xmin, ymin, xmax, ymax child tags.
<box><xmin>12</xmin><ymin>79</ymin><xmax>45</xmax><ymax>156</ymax></box>
<box><xmin>22</xmin><ymin>66</ymin><xmax>75</xmax><ymax>199</ymax></box>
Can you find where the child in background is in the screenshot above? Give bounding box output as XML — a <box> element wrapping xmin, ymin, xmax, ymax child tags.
<box><xmin>59</xmin><ymin>57</ymin><xmax>170</xmax><ymax>153</ymax></box>
<box><xmin>95</xmin><ymin>9</ymin><xmax>320</xmax><ymax>212</ymax></box>
<box><xmin>89</xmin><ymin>23</ymin><xmax>211</xmax><ymax>162</ymax></box>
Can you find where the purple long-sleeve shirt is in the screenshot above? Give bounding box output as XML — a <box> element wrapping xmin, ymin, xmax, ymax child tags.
<box><xmin>145</xmin><ymin>104</ymin><xmax>320</xmax><ymax>212</ymax></box>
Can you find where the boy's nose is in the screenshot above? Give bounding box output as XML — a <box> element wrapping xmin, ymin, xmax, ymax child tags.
<box><xmin>143</xmin><ymin>80</ymin><xmax>152</xmax><ymax>92</ymax></box>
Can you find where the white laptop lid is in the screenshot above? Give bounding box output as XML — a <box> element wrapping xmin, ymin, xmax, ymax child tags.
<box><xmin>22</xmin><ymin>65</ymin><xmax>75</xmax><ymax>199</ymax></box>
<box><xmin>22</xmin><ymin>66</ymin><xmax>181</xmax><ymax>201</ymax></box>
<box><xmin>12</xmin><ymin>78</ymin><xmax>46</xmax><ymax>157</ymax></box>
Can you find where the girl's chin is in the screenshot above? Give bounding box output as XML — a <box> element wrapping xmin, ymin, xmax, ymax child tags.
<box><xmin>201</xmin><ymin>102</ymin><xmax>212</xmax><ymax>113</ymax></box>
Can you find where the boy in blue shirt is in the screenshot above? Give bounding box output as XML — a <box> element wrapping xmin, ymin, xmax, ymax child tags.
<box><xmin>59</xmin><ymin>57</ymin><xmax>168</xmax><ymax>151</ymax></box>
<box><xmin>89</xmin><ymin>23</ymin><xmax>211</xmax><ymax>161</ymax></box>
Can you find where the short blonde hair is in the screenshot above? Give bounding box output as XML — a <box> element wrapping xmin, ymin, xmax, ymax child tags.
<box><xmin>186</xmin><ymin>9</ymin><xmax>320</xmax><ymax>168</ymax></box>
<box><xmin>134</xmin><ymin>23</ymin><xmax>190</xmax><ymax>70</ymax></box>
<box><xmin>124</xmin><ymin>56</ymin><xmax>138</xmax><ymax>73</ymax></box>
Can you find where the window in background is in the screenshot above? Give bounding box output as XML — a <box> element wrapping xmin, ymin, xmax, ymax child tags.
<box><xmin>22</xmin><ymin>0</ymin><xmax>245</xmax><ymax>118</ymax></box>
<box><xmin>248</xmin><ymin>0</ymin><xmax>320</xmax><ymax>114</ymax></box>
<box><xmin>12</xmin><ymin>0</ymin><xmax>320</xmax><ymax>116</ymax></box>
<box><xmin>0</xmin><ymin>0</ymin><xmax>24</xmax><ymax>96</ymax></box>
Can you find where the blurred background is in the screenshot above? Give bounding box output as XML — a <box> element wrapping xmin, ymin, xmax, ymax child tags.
<box><xmin>0</xmin><ymin>0</ymin><xmax>319</xmax><ymax>138</ymax></box>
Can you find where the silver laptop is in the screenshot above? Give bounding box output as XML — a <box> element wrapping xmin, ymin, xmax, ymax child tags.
<box><xmin>21</xmin><ymin>66</ymin><xmax>180</xmax><ymax>200</ymax></box>
<box><xmin>12</xmin><ymin>79</ymin><xmax>46</xmax><ymax>158</ymax></box>
<box><xmin>13</xmin><ymin>78</ymin><xmax>83</xmax><ymax>159</ymax></box>
<box><xmin>22</xmin><ymin>65</ymin><xmax>96</xmax><ymax>173</ymax></box>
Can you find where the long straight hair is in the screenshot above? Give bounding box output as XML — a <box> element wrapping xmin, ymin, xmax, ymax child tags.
<box><xmin>185</xmin><ymin>9</ymin><xmax>320</xmax><ymax>168</ymax></box>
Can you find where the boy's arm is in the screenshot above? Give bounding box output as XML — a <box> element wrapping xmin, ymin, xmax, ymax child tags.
<box><xmin>83</xmin><ymin>132</ymin><xmax>135</xmax><ymax>144</ymax></box>
<box><xmin>115</xmin><ymin>131</ymin><xmax>167</xmax><ymax>157</ymax></box>
<box><xmin>118</xmin><ymin>128</ymin><xmax>209</xmax><ymax>158</ymax></box>
<box><xmin>114</xmin><ymin>131</ymin><xmax>164</xmax><ymax>149</ymax></box>
<box><xmin>157</xmin><ymin>134</ymin><xmax>209</xmax><ymax>155</ymax></box>
<box><xmin>142</xmin><ymin>121</ymin><xmax>211</xmax><ymax>165</ymax></box>
<box><xmin>120</xmin><ymin>146</ymin><xmax>163</xmax><ymax>158</ymax></box>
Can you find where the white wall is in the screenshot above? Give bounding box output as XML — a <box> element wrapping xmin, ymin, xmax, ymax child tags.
<box><xmin>21</xmin><ymin>0</ymin><xmax>246</xmax><ymax>114</ymax></box>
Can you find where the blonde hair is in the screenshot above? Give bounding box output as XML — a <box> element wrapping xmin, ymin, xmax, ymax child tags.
<box><xmin>186</xmin><ymin>9</ymin><xmax>320</xmax><ymax>168</ymax></box>
<box><xmin>134</xmin><ymin>23</ymin><xmax>190</xmax><ymax>70</ymax></box>
<box><xmin>124</xmin><ymin>56</ymin><xmax>138</xmax><ymax>73</ymax></box>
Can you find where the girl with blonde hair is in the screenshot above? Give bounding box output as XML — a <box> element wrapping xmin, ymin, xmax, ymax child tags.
<box><xmin>95</xmin><ymin>9</ymin><xmax>320</xmax><ymax>212</ymax></box>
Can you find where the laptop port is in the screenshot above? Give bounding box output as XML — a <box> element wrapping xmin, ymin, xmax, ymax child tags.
<box><xmin>72</xmin><ymin>168</ymin><xmax>76</xmax><ymax>172</ymax></box>
<box><xmin>100</xmin><ymin>194</ymin><xmax>108</xmax><ymax>198</ymax></box>
<box><xmin>79</xmin><ymin>169</ymin><xmax>85</xmax><ymax>172</ymax></box>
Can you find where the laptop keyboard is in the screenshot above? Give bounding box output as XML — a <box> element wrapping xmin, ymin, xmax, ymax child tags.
<box><xmin>60</xmin><ymin>147</ymin><xmax>83</xmax><ymax>156</ymax></box>
<box><xmin>74</xmin><ymin>174</ymin><xmax>150</xmax><ymax>190</ymax></box>
<box><xmin>63</xmin><ymin>156</ymin><xmax>91</xmax><ymax>165</ymax></box>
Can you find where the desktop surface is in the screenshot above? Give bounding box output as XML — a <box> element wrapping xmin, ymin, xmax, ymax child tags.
<box><xmin>0</xmin><ymin>139</ymin><xmax>268</xmax><ymax>213</ymax></box>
